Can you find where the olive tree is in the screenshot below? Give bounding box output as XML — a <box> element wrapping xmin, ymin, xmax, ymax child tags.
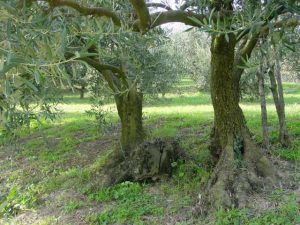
<box><xmin>140</xmin><ymin>38</ymin><xmax>183</xmax><ymax>97</ymax></box>
<box><xmin>1</xmin><ymin>1</ymin><xmax>168</xmax><ymax>152</ymax></box>
<box><xmin>1</xmin><ymin>0</ymin><xmax>185</xmax><ymax>184</ymax></box>
<box><xmin>119</xmin><ymin>0</ymin><xmax>298</xmax><ymax>212</ymax></box>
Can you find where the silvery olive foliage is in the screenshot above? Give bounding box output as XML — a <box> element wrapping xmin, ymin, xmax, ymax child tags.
<box><xmin>0</xmin><ymin>0</ymin><xmax>183</xmax><ymax>131</ymax></box>
<box><xmin>0</xmin><ymin>0</ymin><xmax>299</xmax><ymax>132</ymax></box>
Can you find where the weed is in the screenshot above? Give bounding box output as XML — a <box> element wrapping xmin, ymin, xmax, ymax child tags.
<box><xmin>249</xmin><ymin>199</ymin><xmax>300</xmax><ymax>225</ymax></box>
<box><xmin>42</xmin><ymin>168</ymin><xmax>90</xmax><ymax>192</ymax></box>
<box><xmin>171</xmin><ymin>161</ymin><xmax>209</xmax><ymax>195</ymax></box>
<box><xmin>276</xmin><ymin>147</ymin><xmax>300</xmax><ymax>161</ymax></box>
<box><xmin>63</xmin><ymin>200</ymin><xmax>83</xmax><ymax>213</ymax></box>
<box><xmin>87</xmin><ymin>182</ymin><xmax>164</xmax><ymax>224</ymax></box>
<box><xmin>0</xmin><ymin>185</ymin><xmax>37</xmax><ymax>218</ymax></box>
<box><xmin>215</xmin><ymin>198</ymin><xmax>300</xmax><ymax>225</ymax></box>
<box><xmin>216</xmin><ymin>207</ymin><xmax>249</xmax><ymax>225</ymax></box>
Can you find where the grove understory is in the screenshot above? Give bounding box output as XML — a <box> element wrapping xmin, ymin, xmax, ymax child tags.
<box><xmin>0</xmin><ymin>79</ymin><xmax>300</xmax><ymax>225</ymax></box>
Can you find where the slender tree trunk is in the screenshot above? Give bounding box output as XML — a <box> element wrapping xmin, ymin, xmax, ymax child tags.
<box><xmin>80</xmin><ymin>85</ymin><xmax>85</xmax><ymax>99</ymax></box>
<box><xmin>275</xmin><ymin>55</ymin><xmax>290</xmax><ymax>147</ymax></box>
<box><xmin>268</xmin><ymin>61</ymin><xmax>290</xmax><ymax>147</ymax></box>
<box><xmin>115</xmin><ymin>85</ymin><xmax>144</xmax><ymax>156</ymax></box>
<box><xmin>198</xmin><ymin>35</ymin><xmax>276</xmax><ymax>213</ymax></box>
<box><xmin>256</xmin><ymin>59</ymin><xmax>270</xmax><ymax>150</ymax></box>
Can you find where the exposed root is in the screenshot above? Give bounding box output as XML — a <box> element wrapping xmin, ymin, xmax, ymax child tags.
<box><xmin>195</xmin><ymin>130</ymin><xmax>277</xmax><ymax>215</ymax></box>
<box><xmin>208</xmin><ymin>126</ymin><xmax>222</xmax><ymax>166</ymax></box>
<box><xmin>99</xmin><ymin>138</ymin><xmax>180</xmax><ymax>187</ymax></box>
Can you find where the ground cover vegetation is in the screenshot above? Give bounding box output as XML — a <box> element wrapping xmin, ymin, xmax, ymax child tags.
<box><xmin>0</xmin><ymin>79</ymin><xmax>299</xmax><ymax>224</ymax></box>
<box><xmin>0</xmin><ymin>0</ymin><xmax>300</xmax><ymax>224</ymax></box>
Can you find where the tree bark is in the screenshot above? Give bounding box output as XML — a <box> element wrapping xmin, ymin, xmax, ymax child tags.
<box><xmin>115</xmin><ymin>85</ymin><xmax>144</xmax><ymax>156</ymax></box>
<box><xmin>256</xmin><ymin>59</ymin><xmax>270</xmax><ymax>150</ymax></box>
<box><xmin>268</xmin><ymin>59</ymin><xmax>290</xmax><ymax>148</ymax></box>
<box><xmin>197</xmin><ymin>35</ymin><xmax>276</xmax><ymax>214</ymax></box>
<box><xmin>275</xmin><ymin>55</ymin><xmax>290</xmax><ymax>147</ymax></box>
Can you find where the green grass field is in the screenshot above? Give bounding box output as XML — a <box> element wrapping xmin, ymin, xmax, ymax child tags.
<box><xmin>0</xmin><ymin>79</ymin><xmax>299</xmax><ymax>224</ymax></box>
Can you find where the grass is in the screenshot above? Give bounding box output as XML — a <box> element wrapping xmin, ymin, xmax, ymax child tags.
<box><xmin>63</xmin><ymin>200</ymin><xmax>83</xmax><ymax>213</ymax></box>
<box><xmin>0</xmin><ymin>79</ymin><xmax>299</xmax><ymax>224</ymax></box>
<box><xmin>215</xmin><ymin>196</ymin><xmax>300</xmax><ymax>225</ymax></box>
<box><xmin>87</xmin><ymin>182</ymin><xmax>164</xmax><ymax>225</ymax></box>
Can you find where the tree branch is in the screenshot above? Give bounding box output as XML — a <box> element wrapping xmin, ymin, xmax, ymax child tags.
<box><xmin>101</xmin><ymin>70</ymin><xmax>120</xmax><ymax>92</ymax></box>
<box><xmin>146</xmin><ymin>3</ymin><xmax>172</xmax><ymax>11</ymax></box>
<box><xmin>150</xmin><ymin>10</ymin><xmax>207</xmax><ymax>29</ymax></box>
<box><xmin>260</xmin><ymin>17</ymin><xmax>300</xmax><ymax>34</ymax></box>
<box><xmin>236</xmin><ymin>1</ymin><xmax>293</xmax><ymax>42</ymax></box>
<box><xmin>234</xmin><ymin>17</ymin><xmax>300</xmax><ymax>79</ymax></box>
<box><xmin>75</xmin><ymin>57</ymin><xmax>122</xmax><ymax>75</ymax></box>
<box><xmin>45</xmin><ymin>0</ymin><xmax>122</xmax><ymax>26</ymax></box>
<box><xmin>180</xmin><ymin>0</ymin><xmax>195</xmax><ymax>11</ymax></box>
<box><xmin>234</xmin><ymin>33</ymin><xmax>260</xmax><ymax>79</ymax></box>
<box><xmin>82</xmin><ymin>57</ymin><xmax>129</xmax><ymax>89</ymax></box>
<box><xmin>129</xmin><ymin>0</ymin><xmax>151</xmax><ymax>32</ymax></box>
<box><xmin>65</xmin><ymin>52</ymin><xmax>129</xmax><ymax>89</ymax></box>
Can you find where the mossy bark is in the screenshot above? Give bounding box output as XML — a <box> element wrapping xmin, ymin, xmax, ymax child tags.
<box><xmin>115</xmin><ymin>86</ymin><xmax>144</xmax><ymax>156</ymax></box>
<box><xmin>197</xmin><ymin>35</ymin><xmax>276</xmax><ymax>214</ymax></box>
<box><xmin>210</xmin><ymin>34</ymin><xmax>243</xmax><ymax>147</ymax></box>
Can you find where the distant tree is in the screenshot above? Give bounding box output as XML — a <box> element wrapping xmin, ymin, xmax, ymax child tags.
<box><xmin>65</xmin><ymin>62</ymin><xmax>88</xmax><ymax>99</ymax></box>
<box><xmin>170</xmin><ymin>31</ymin><xmax>211</xmax><ymax>91</ymax></box>
<box><xmin>135</xmin><ymin>34</ymin><xmax>183</xmax><ymax>98</ymax></box>
<box><xmin>257</xmin><ymin>47</ymin><xmax>270</xmax><ymax>150</ymax></box>
<box><xmin>266</xmin><ymin>45</ymin><xmax>291</xmax><ymax>147</ymax></box>
<box><xmin>281</xmin><ymin>28</ymin><xmax>300</xmax><ymax>82</ymax></box>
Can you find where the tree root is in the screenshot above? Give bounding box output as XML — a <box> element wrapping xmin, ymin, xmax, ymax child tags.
<box><xmin>99</xmin><ymin>138</ymin><xmax>180</xmax><ymax>187</ymax></box>
<box><xmin>195</xmin><ymin>130</ymin><xmax>277</xmax><ymax>215</ymax></box>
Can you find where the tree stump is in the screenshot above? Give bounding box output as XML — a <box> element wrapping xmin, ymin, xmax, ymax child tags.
<box><xmin>102</xmin><ymin>138</ymin><xmax>180</xmax><ymax>186</ymax></box>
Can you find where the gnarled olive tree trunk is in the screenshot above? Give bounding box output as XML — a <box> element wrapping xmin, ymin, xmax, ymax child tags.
<box><xmin>115</xmin><ymin>85</ymin><xmax>144</xmax><ymax>156</ymax></box>
<box><xmin>198</xmin><ymin>35</ymin><xmax>276</xmax><ymax>213</ymax></box>
<box><xmin>98</xmin><ymin>85</ymin><xmax>180</xmax><ymax>187</ymax></box>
